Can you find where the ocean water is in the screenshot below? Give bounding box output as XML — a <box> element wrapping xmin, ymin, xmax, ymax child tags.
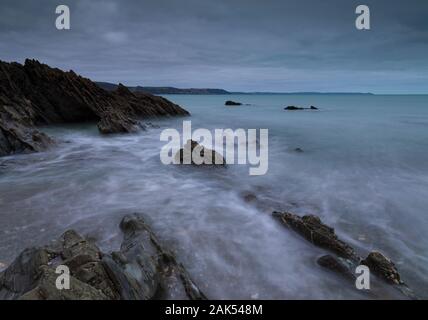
<box><xmin>0</xmin><ymin>94</ymin><xmax>428</xmax><ymax>299</ymax></box>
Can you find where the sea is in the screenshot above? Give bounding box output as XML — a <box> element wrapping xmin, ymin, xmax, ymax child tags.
<box><xmin>1</xmin><ymin>94</ymin><xmax>427</xmax><ymax>299</ymax></box>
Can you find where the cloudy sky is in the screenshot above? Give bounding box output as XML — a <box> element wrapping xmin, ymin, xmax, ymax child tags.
<box><xmin>1</xmin><ymin>0</ymin><xmax>427</xmax><ymax>93</ymax></box>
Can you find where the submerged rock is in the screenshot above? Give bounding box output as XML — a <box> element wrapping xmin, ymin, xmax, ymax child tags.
<box><xmin>225</xmin><ymin>100</ymin><xmax>242</xmax><ymax>106</ymax></box>
<box><xmin>272</xmin><ymin>211</ymin><xmax>359</xmax><ymax>261</ymax></box>
<box><xmin>317</xmin><ymin>255</ymin><xmax>355</xmax><ymax>281</ymax></box>
<box><xmin>0</xmin><ymin>59</ymin><xmax>190</xmax><ymax>157</ymax></box>
<box><xmin>0</xmin><ymin>214</ymin><xmax>206</xmax><ymax>300</ymax></box>
<box><xmin>174</xmin><ymin>139</ymin><xmax>225</xmax><ymax>165</ymax></box>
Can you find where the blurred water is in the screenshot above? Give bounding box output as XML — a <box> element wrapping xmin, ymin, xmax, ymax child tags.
<box><xmin>0</xmin><ymin>94</ymin><xmax>427</xmax><ymax>299</ymax></box>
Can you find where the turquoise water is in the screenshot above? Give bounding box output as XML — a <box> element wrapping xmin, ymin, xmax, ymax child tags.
<box><xmin>0</xmin><ymin>94</ymin><xmax>427</xmax><ymax>299</ymax></box>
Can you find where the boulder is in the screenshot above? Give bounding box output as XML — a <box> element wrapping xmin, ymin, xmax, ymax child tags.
<box><xmin>361</xmin><ymin>251</ymin><xmax>402</xmax><ymax>285</ymax></box>
<box><xmin>0</xmin><ymin>214</ymin><xmax>206</xmax><ymax>300</ymax></box>
<box><xmin>0</xmin><ymin>59</ymin><xmax>190</xmax><ymax>156</ymax></box>
<box><xmin>174</xmin><ymin>139</ymin><xmax>225</xmax><ymax>165</ymax></box>
<box><xmin>225</xmin><ymin>100</ymin><xmax>242</xmax><ymax>106</ymax></box>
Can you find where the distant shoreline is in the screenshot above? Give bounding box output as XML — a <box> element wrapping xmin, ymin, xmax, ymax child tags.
<box><xmin>95</xmin><ymin>82</ymin><xmax>374</xmax><ymax>96</ymax></box>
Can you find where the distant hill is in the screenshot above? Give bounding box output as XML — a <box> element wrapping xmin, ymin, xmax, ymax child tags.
<box><xmin>96</xmin><ymin>82</ymin><xmax>230</xmax><ymax>95</ymax></box>
<box><xmin>96</xmin><ymin>82</ymin><xmax>373</xmax><ymax>95</ymax></box>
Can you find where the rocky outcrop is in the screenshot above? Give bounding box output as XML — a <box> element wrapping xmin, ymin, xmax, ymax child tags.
<box><xmin>272</xmin><ymin>212</ymin><xmax>359</xmax><ymax>261</ymax></box>
<box><xmin>225</xmin><ymin>100</ymin><xmax>242</xmax><ymax>106</ymax></box>
<box><xmin>361</xmin><ymin>251</ymin><xmax>402</xmax><ymax>285</ymax></box>
<box><xmin>0</xmin><ymin>59</ymin><xmax>190</xmax><ymax>157</ymax></box>
<box><xmin>284</xmin><ymin>106</ymin><xmax>318</xmax><ymax>110</ymax></box>
<box><xmin>0</xmin><ymin>214</ymin><xmax>206</xmax><ymax>300</ymax></box>
<box><xmin>174</xmin><ymin>139</ymin><xmax>225</xmax><ymax>165</ymax></box>
<box><xmin>273</xmin><ymin>211</ymin><xmax>417</xmax><ymax>299</ymax></box>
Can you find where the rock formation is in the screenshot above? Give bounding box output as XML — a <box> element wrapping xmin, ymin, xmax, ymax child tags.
<box><xmin>272</xmin><ymin>211</ymin><xmax>359</xmax><ymax>261</ymax></box>
<box><xmin>0</xmin><ymin>59</ymin><xmax>190</xmax><ymax>157</ymax></box>
<box><xmin>174</xmin><ymin>139</ymin><xmax>225</xmax><ymax>165</ymax></box>
<box><xmin>0</xmin><ymin>214</ymin><xmax>206</xmax><ymax>300</ymax></box>
<box><xmin>273</xmin><ymin>211</ymin><xmax>417</xmax><ymax>299</ymax></box>
<box><xmin>284</xmin><ymin>106</ymin><xmax>318</xmax><ymax>110</ymax></box>
<box><xmin>225</xmin><ymin>100</ymin><xmax>242</xmax><ymax>106</ymax></box>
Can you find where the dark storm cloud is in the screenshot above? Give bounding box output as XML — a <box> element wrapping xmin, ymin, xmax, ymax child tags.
<box><xmin>1</xmin><ymin>0</ymin><xmax>427</xmax><ymax>93</ymax></box>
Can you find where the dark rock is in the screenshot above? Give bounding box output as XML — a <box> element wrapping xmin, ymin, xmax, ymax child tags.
<box><xmin>225</xmin><ymin>100</ymin><xmax>242</xmax><ymax>106</ymax></box>
<box><xmin>294</xmin><ymin>147</ymin><xmax>304</xmax><ymax>153</ymax></box>
<box><xmin>0</xmin><ymin>214</ymin><xmax>206</xmax><ymax>300</ymax></box>
<box><xmin>0</xmin><ymin>59</ymin><xmax>190</xmax><ymax>156</ymax></box>
<box><xmin>284</xmin><ymin>106</ymin><xmax>304</xmax><ymax>110</ymax></box>
<box><xmin>273</xmin><ymin>211</ymin><xmax>417</xmax><ymax>299</ymax></box>
<box><xmin>175</xmin><ymin>139</ymin><xmax>225</xmax><ymax>165</ymax></box>
<box><xmin>317</xmin><ymin>255</ymin><xmax>355</xmax><ymax>280</ymax></box>
<box><xmin>284</xmin><ymin>106</ymin><xmax>319</xmax><ymax>111</ymax></box>
<box><xmin>272</xmin><ymin>211</ymin><xmax>359</xmax><ymax>261</ymax></box>
<box><xmin>361</xmin><ymin>251</ymin><xmax>402</xmax><ymax>285</ymax></box>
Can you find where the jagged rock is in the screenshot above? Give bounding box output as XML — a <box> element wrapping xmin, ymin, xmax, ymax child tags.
<box><xmin>0</xmin><ymin>59</ymin><xmax>190</xmax><ymax>156</ymax></box>
<box><xmin>273</xmin><ymin>211</ymin><xmax>417</xmax><ymax>299</ymax></box>
<box><xmin>310</xmin><ymin>106</ymin><xmax>318</xmax><ymax>110</ymax></box>
<box><xmin>272</xmin><ymin>211</ymin><xmax>358</xmax><ymax>261</ymax></box>
<box><xmin>0</xmin><ymin>214</ymin><xmax>206</xmax><ymax>300</ymax></box>
<box><xmin>174</xmin><ymin>139</ymin><xmax>225</xmax><ymax>165</ymax></box>
<box><xmin>361</xmin><ymin>251</ymin><xmax>402</xmax><ymax>285</ymax></box>
<box><xmin>225</xmin><ymin>100</ymin><xmax>242</xmax><ymax>106</ymax></box>
<box><xmin>103</xmin><ymin>214</ymin><xmax>206</xmax><ymax>300</ymax></box>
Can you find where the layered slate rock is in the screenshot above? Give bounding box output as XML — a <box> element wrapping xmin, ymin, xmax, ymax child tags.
<box><xmin>272</xmin><ymin>212</ymin><xmax>359</xmax><ymax>261</ymax></box>
<box><xmin>361</xmin><ymin>251</ymin><xmax>402</xmax><ymax>285</ymax></box>
<box><xmin>0</xmin><ymin>59</ymin><xmax>189</xmax><ymax>156</ymax></box>
<box><xmin>273</xmin><ymin>211</ymin><xmax>417</xmax><ymax>299</ymax></box>
<box><xmin>0</xmin><ymin>214</ymin><xmax>205</xmax><ymax>300</ymax></box>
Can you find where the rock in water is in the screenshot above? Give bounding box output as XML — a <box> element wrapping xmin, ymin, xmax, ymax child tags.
<box><xmin>317</xmin><ymin>255</ymin><xmax>355</xmax><ymax>281</ymax></box>
<box><xmin>284</xmin><ymin>106</ymin><xmax>304</xmax><ymax>110</ymax></box>
<box><xmin>284</xmin><ymin>106</ymin><xmax>319</xmax><ymax>111</ymax></box>
<box><xmin>174</xmin><ymin>139</ymin><xmax>225</xmax><ymax>165</ymax></box>
<box><xmin>0</xmin><ymin>214</ymin><xmax>206</xmax><ymax>300</ymax></box>
<box><xmin>225</xmin><ymin>100</ymin><xmax>242</xmax><ymax>106</ymax></box>
<box><xmin>0</xmin><ymin>59</ymin><xmax>190</xmax><ymax>157</ymax></box>
<box><xmin>361</xmin><ymin>251</ymin><xmax>402</xmax><ymax>285</ymax></box>
<box><xmin>272</xmin><ymin>211</ymin><xmax>358</xmax><ymax>261</ymax></box>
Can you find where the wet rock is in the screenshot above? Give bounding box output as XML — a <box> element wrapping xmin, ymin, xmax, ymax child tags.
<box><xmin>284</xmin><ymin>106</ymin><xmax>319</xmax><ymax>111</ymax></box>
<box><xmin>284</xmin><ymin>106</ymin><xmax>304</xmax><ymax>110</ymax></box>
<box><xmin>294</xmin><ymin>147</ymin><xmax>304</xmax><ymax>153</ymax></box>
<box><xmin>0</xmin><ymin>214</ymin><xmax>206</xmax><ymax>300</ymax></box>
<box><xmin>273</xmin><ymin>211</ymin><xmax>417</xmax><ymax>299</ymax></box>
<box><xmin>0</xmin><ymin>59</ymin><xmax>189</xmax><ymax>156</ymax></box>
<box><xmin>225</xmin><ymin>100</ymin><xmax>242</xmax><ymax>106</ymax></box>
<box><xmin>272</xmin><ymin>211</ymin><xmax>359</xmax><ymax>261</ymax></box>
<box><xmin>175</xmin><ymin>139</ymin><xmax>225</xmax><ymax>165</ymax></box>
<box><xmin>317</xmin><ymin>255</ymin><xmax>355</xmax><ymax>280</ymax></box>
<box><xmin>361</xmin><ymin>251</ymin><xmax>402</xmax><ymax>285</ymax></box>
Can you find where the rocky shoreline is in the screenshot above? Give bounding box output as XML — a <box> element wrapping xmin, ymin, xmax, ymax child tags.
<box><xmin>0</xmin><ymin>214</ymin><xmax>206</xmax><ymax>300</ymax></box>
<box><xmin>0</xmin><ymin>59</ymin><xmax>189</xmax><ymax>157</ymax></box>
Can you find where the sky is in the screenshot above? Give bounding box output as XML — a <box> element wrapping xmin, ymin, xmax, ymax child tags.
<box><xmin>1</xmin><ymin>0</ymin><xmax>427</xmax><ymax>93</ymax></box>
